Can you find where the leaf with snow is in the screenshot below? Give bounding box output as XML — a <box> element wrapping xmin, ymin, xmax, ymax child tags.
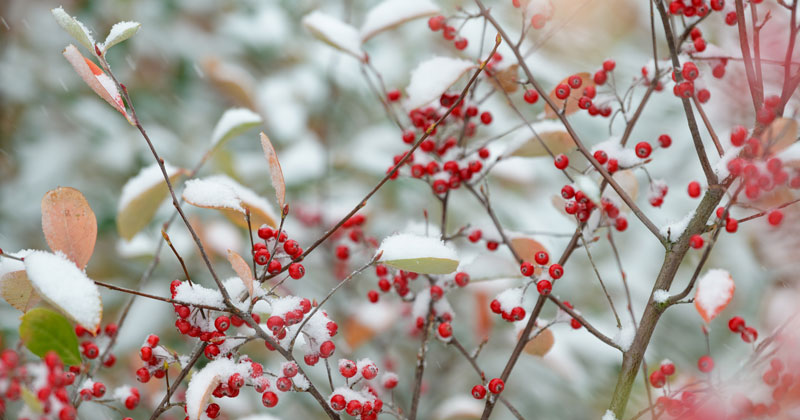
<box><xmin>259</xmin><ymin>132</ymin><xmax>286</xmax><ymax>210</ymax></box>
<box><xmin>544</xmin><ymin>72</ymin><xmax>594</xmax><ymax>119</ymax></box>
<box><xmin>1</xmin><ymin>271</ymin><xmax>41</xmax><ymax>313</ymax></box>
<box><xmin>360</xmin><ymin>0</ymin><xmax>440</xmax><ymax>41</ymax></box>
<box><xmin>302</xmin><ymin>11</ymin><xmax>364</xmax><ymax>60</ymax></box>
<box><xmin>186</xmin><ymin>359</ymin><xmax>250</xmax><ymax>420</ymax></box>
<box><xmin>511</xmin><ymin>121</ymin><xmax>575</xmax><ymax>157</ymax></box>
<box><xmin>210</xmin><ymin>108</ymin><xmax>262</xmax><ymax>149</ymax></box>
<box><xmin>101</xmin><ymin>21</ymin><xmax>140</xmax><ymax>52</ymax></box>
<box><xmin>24</xmin><ymin>251</ymin><xmax>102</xmax><ymax>332</ymax></box>
<box><xmin>405</xmin><ymin>56</ymin><xmax>475</xmax><ymax>110</ymax></box>
<box><xmin>19</xmin><ymin>308</ymin><xmax>82</xmax><ymax>366</ymax></box>
<box><xmin>117</xmin><ymin>163</ymin><xmax>185</xmax><ymax>240</ymax></box>
<box><xmin>41</xmin><ymin>187</ymin><xmax>97</xmax><ymax>269</ymax></box>
<box><xmin>227</xmin><ymin>250</ymin><xmax>254</xmax><ymax>299</ymax></box>
<box><xmin>183</xmin><ymin>175</ymin><xmax>277</xmax><ymax>229</ymax></box>
<box><xmin>51</xmin><ymin>7</ymin><xmax>95</xmax><ymax>53</ymax></box>
<box><xmin>62</xmin><ymin>45</ymin><xmax>130</xmax><ymax>122</ymax></box>
<box><xmin>377</xmin><ymin>233</ymin><xmax>459</xmax><ymax>274</ymax></box>
<box><xmin>574</xmin><ymin>175</ymin><xmax>601</xmax><ymax>204</ymax></box>
<box><xmin>694</xmin><ymin>269</ymin><xmax>735</xmax><ymax>323</ymax></box>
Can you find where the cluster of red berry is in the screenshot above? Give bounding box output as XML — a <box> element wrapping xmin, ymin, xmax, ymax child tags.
<box><xmin>427</xmin><ymin>15</ymin><xmax>468</xmax><ymax>50</ymax></box>
<box><xmin>75</xmin><ymin>323</ymin><xmax>118</xmax><ymax>367</ymax></box>
<box><xmin>471</xmin><ymin>377</ymin><xmax>505</xmax><ymax>400</ymax></box>
<box><xmin>255</xmin><ymin>225</ymin><xmax>305</xmax><ymax>279</ymax></box>
<box><xmin>727</xmin><ymin>316</ymin><xmax>758</xmax><ymax>343</ymax></box>
<box><xmin>0</xmin><ymin>350</ymin><xmax>82</xmax><ymax>420</ymax></box>
<box><xmin>328</xmin><ymin>359</ymin><xmax>386</xmax><ymax>419</ymax></box>
<box><xmin>668</xmin><ymin>0</ymin><xmax>725</xmax><ymax>19</ymax></box>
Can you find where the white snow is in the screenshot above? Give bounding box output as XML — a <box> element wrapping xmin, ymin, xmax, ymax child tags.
<box><xmin>0</xmin><ymin>249</ymin><xmax>32</xmax><ymax>276</ymax></box>
<box><xmin>118</xmin><ymin>162</ymin><xmax>180</xmax><ymax>212</ymax></box>
<box><xmin>302</xmin><ymin>11</ymin><xmax>363</xmax><ymax>59</ymax></box>
<box><xmin>660</xmin><ymin>209</ymin><xmax>695</xmax><ymax>240</ymax></box>
<box><xmin>411</xmin><ymin>288</ymin><xmax>431</xmax><ymax>320</ymax></box>
<box><xmin>591</xmin><ymin>138</ymin><xmax>641</xmax><ymax>168</ymax></box>
<box><xmin>653</xmin><ymin>289</ymin><xmax>670</xmax><ymax>303</ymax></box>
<box><xmin>777</xmin><ymin>141</ymin><xmax>800</xmax><ymax>165</ymax></box>
<box><xmin>24</xmin><ymin>250</ymin><xmax>102</xmax><ymax>330</ymax></box>
<box><xmin>377</xmin><ymin>232</ymin><xmax>458</xmax><ymax>262</ymax></box>
<box><xmin>405</xmin><ymin>56</ymin><xmax>475</xmax><ymax>110</ymax></box>
<box><xmin>186</xmin><ymin>358</ymin><xmax>250</xmax><ymax>420</ymax></box>
<box><xmin>112</xmin><ymin>385</ymin><xmax>135</xmax><ymax>403</ymax></box>
<box><xmin>612</xmin><ymin>320</ymin><xmax>636</xmax><ymax>352</ymax></box>
<box><xmin>102</xmin><ymin>21</ymin><xmax>141</xmax><ymax>51</ymax></box>
<box><xmin>329</xmin><ymin>387</ymin><xmax>374</xmax><ymax>406</ymax></box>
<box><xmin>602</xmin><ymin>410</ymin><xmax>618</xmax><ymax>420</ymax></box>
<box><xmin>495</xmin><ymin>288</ymin><xmax>523</xmax><ymax>314</ymax></box>
<box><xmin>174</xmin><ymin>281</ymin><xmax>224</xmax><ymax>308</ymax></box>
<box><xmin>714</xmin><ymin>146</ymin><xmax>743</xmax><ymax>178</ymax></box>
<box><xmin>210</xmin><ymin>108</ymin><xmax>262</xmax><ymax>147</ymax></box>
<box><xmin>183</xmin><ymin>176</ymin><xmax>244</xmax><ymax>213</ymax></box>
<box><xmin>694</xmin><ymin>269</ymin><xmax>734</xmax><ymax>322</ymax></box>
<box><xmin>360</xmin><ymin>0</ymin><xmax>439</xmax><ymax>41</ymax></box>
<box><xmin>52</xmin><ymin>7</ymin><xmax>96</xmax><ymax>52</ymax></box>
<box><xmin>574</xmin><ymin>175</ymin><xmax>601</xmax><ymax>204</ymax></box>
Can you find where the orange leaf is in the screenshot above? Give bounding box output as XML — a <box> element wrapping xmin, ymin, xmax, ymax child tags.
<box><xmin>544</xmin><ymin>72</ymin><xmax>594</xmax><ymax>119</ymax></box>
<box><xmin>226</xmin><ymin>249</ymin><xmax>254</xmax><ymax>299</ymax></box>
<box><xmin>510</xmin><ymin>237</ymin><xmax>549</xmax><ymax>276</ymax></box>
<box><xmin>694</xmin><ymin>269</ymin><xmax>735</xmax><ymax>323</ymax></box>
<box><xmin>521</xmin><ymin>327</ymin><xmax>554</xmax><ymax>357</ymax></box>
<box><xmin>41</xmin><ymin>187</ymin><xmax>97</xmax><ymax>269</ymax></box>
<box><xmin>488</xmin><ymin>64</ymin><xmax>519</xmax><ymax>93</ymax></box>
<box><xmin>259</xmin><ymin>132</ymin><xmax>286</xmax><ymax>210</ymax></box>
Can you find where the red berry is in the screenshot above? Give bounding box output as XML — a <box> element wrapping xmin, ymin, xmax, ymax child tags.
<box><xmin>139</xmin><ymin>346</ymin><xmax>152</xmax><ymax>361</ymax></box>
<box><xmin>725</xmin><ymin>217</ymin><xmax>738</xmax><ymax>233</ymax></box>
<box><xmin>554</xmin><ymin>154</ymin><xmax>569</xmax><ymax>170</ymax></box>
<box><xmin>615</xmin><ymin>217</ymin><xmax>628</xmax><ymax>231</ymax></box>
<box><xmin>742</xmin><ymin>326</ymin><xmax>758</xmax><ymax>343</ymax></box>
<box><xmin>728</xmin><ymin>316</ymin><xmax>746</xmax><ymax>333</ymax></box>
<box><xmin>523</xmin><ymin>89</ymin><xmax>539</xmax><ymax>104</ymax></box>
<box><xmin>537</xmin><ymin>280</ymin><xmax>552</xmax><ymax>295</ymax></box>
<box><xmin>438</xmin><ymin>322</ymin><xmax>452</xmax><ymax>338</ymax></box>
<box><xmin>658</xmin><ymin>135</ymin><xmax>672</xmax><ymax>148</ymax></box>
<box><xmin>346</xmin><ymin>400</ymin><xmax>362</xmax><ymax>416</ymax></box>
<box><xmin>255</xmin><ymin>249</ymin><xmax>270</xmax><ymax>265</ymax></box>
<box><xmin>319</xmin><ymin>340</ymin><xmax>336</xmax><ymax>358</ymax></box>
<box><xmin>304</xmin><ymin>353</ymin><xmax>319</xmax><ymax>366</ymax></box>
<box><xmin>649</xmin><ymin>370</ymin><xmax>666</xmax><ymax>388</ymax></box>
<box><xmin>136</xmin><ymin>367</ymin><xmax>150</xmax><ymax>383</ymax></box>
<box><xmin>262</xmin><ymin>391</ymin><xmax>279</xmax><ymax>407</ymax></box>
<box><xmin>339</xmin><ymin>359</ymin><xmax>357</xmax><ymax>378</ymax></box>
<box><xmin>428</xmin><ymin>15</ymin><xmax>445</xmax><ymax>31</ymax></box>
<box><xmin>454</xmin><ymin>37</ymin><xmax>468</xmax><ymax>50</ymax></box>
<box><xmin>215</xmin><ymin>316</ymin><xmax>230</xmax><ymax>333</ymax></box>
<box><xmin>335</xmin><ymin>245</ymin><xmax>349</xmax><ymax>260</ymax></box>
<box><xmin>258</xmin><ymin>226</ymin><xmax>274</xmax><ymax>240</ymax></box>
<box><xmin>690</xmin><ymin>234</ymin><xmax>704</xmax><ymax>249</ymax></box>
<box><xmin>454</xmin><ymin>272</ymin><xmax>470</xmax><ymax>287</ymax></box>
<box><xmin>687</xmin><ymin>181</ymin><xmax>701</xmax><ymax>198</ymax></box>
<box><xmin>568</xmin><ymin>74</ymin><xmax>582</xmax><ymax>89</ymax></box>
<box><xmin>660</xmin><ymin>361</ymin><xmax>676</xmax><ymax>376</ymax></box>
<box><xmin>288</xmin><ymin>263</ymin><xmax>305</xmax><ymax>279</ymax></box>
<box><xmin>490</xmin><ymin>299</ymin><xmax>502</xmax><ymax>314</ymax></box>
<box><xmin>228</xmin><ymin>373</ymin><xmax>244</xmax><ymax>389</ymax></box>
<box><xmin>698</xmin><ymin>355</ymin><xmax>714</xmax><ymax>372</ymax></box>
<box><xmin>682</xmin><ymin>62</ymin><xmax>699</xmax><ymax>81</ymax></box>
<box><xmin>520</xmin><ymin>262</ymin><xmax>534</xmax><ymax>276</ymax></box>
<box><xmin>206</xmin><ymin>403</ymin><xmax>220</xmax><ymax>418</ymax></box>
<box><xmin>480</xmin><ymin>111</ymin><xmax>493</xmax><ymax>125</ymax></box>
<box><xmin>486</xmin><ymin>240</ymin><xmax>499</xmax><ymax>251</ymax></box>
<box><xmin>330</xmin><ymin>394</ymin><xmax>346</xmax><ymax>411</ymax></box>
<box><xmin>534</xmin><ymin>251</ymin><xmax>549</xmax><ymax>265</ymax></box>
<box><xmin>593</xmin><ymin>70</ymin><xmax>607</xmax><ymax>85</ymax></box>
<box><xmin>554</xmin><ymin>83</ymin><xmax>570</xmax><ymax>100</ymax></box>
<box><xmin>367</xmin><ymin>290</ymin><xmax>379</xmax><ymax>303</ymax></box>
<box><xmin>430</xmin><ymin>285</ymin><xmax>443</xmax><ymax>301</ymax></box>
<box><xmin>548</xmin><ymin>264</ymin><xmax>564</xmax><ymax>279</ymax></box>
<box><xmin>767</xmin><ymin>210</ymin><xmax>783</xmax><ymax>226</ymax></box>
<box><xmin>387</xmin><ymin>89</ymin><xmax>401</xmax><ymax>102</ymax></box>
<box><xmin>471</xmin><ymin>384</ymin><xmax>487</xmax><ymax>399</ymax></box>
<box><xmin>204</xmin><ymin>344</ymin><xmax>220</xmax><ymax>359</ymax></box>
<box><xmin>362</xmin><ymin>363</ymin><xmax>379</xmax><ymax>380</ymax></box>
<box><xmin>83</xmin><ymin>342</ymin><xmax>99</xmax><ymax>359</ymax></box>
<box><xmin>635</xmin><ymin>142</ymin><xmax>652</xmax><ymax>158</ymax></box>
<box><xmin>488</xmin><ymin>378</ymin><xmax>504</xmax><ymax>394</ymax></box>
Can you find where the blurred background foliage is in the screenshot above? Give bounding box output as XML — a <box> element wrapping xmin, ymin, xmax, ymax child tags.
<box><xmin>0</xmin><ymin>0</ymin><xmax>796</xmax><ymax>419</ymax></box>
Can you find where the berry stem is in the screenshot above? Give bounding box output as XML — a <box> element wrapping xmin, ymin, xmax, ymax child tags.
<box><xmin>149</xmin><ymin>342</ymin><xmax>206</xmax><ymax>420</ymax></box>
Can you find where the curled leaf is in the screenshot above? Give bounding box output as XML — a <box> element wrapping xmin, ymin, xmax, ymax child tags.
<box><xmin>117</xmin><ymin>163</ymin><xmax>185</xmax><ymax>240</ymax></box>
<box><xmin>101</xmin><ymin>21</ymin><xmax>141</xmax><ymax>52</ymax></box>
<box><xmin>227</xmin><ymin>250</ymin><xmax>254</xmax><ymax>299</ymax></box>
<box><xmin>41</xmin><ymin>187</ymin><xmax>97</xmax><ymax>269</ymax></box>
<box><xmin>51</xmin><ymin>7</ymin><xmax>96</xmax><ymax>52</ymax></box>
<box><xmin>302</xmin><ymin>11</ymin><xmax>364</xmax><ymax>59</ymax></box>
<box><xmin>211</xmin><ymin>108</ymin><xmax>262</xmax><ymax>149</ymax></box>
<box><xmin>694</xmin><ymin>269</ymin><xmax>735</xmax><ymax>323</ymax></box>
<box><xmin>62</xmin><ymin>44</ymin><xmax>130</xmax><ymax>121</ymax></box>
<box><xmin>1</xmin><ymin>271</ymin><xmax>41</xmax><ymax>313</ymax></box>
<box><xmin>544</xmin><ymin>72</ymin><xmax>594</xmax><ymax>119</ymax></box>
<box><xmin>360</xmin><ymin>0</ymin><xmax>440</xmax><ymax>42</ymax></box>
<box><xmin>259</xmin><ymin>132</ymin><xmax>286</xmax><ymax>210</ymax></box>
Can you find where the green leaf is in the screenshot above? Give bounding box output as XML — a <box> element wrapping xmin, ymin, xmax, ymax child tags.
<box><xmin>102</xmin><ymin>21</ymin><xmax>141</xmax><ymax>52</ymax></box>
<box><xmin>382</xmin><ymin>257</ymin><xmax>459</xmax><ymax>275</ymax></box>
<box><xmin>51</xmin><ymin>7</ymin><xmax>96</xmax><ymax>53</ymax></box>
<box><xmin>19</xmin><ymin>308</ymin><xmax>81</xmax><ymax>366</ymax></box>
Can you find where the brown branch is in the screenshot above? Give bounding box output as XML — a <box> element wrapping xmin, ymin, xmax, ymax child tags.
<box><xmin>161</xmin><ymin>229</ymin><xmax>192</xmax><ymax>285</ymax></box>
<box><xmin>548</xmin><ymin>296</ymin><xmax>622</xmax><ymax>350</ymax></box>
<box><xmin>93</xmin><ymin>280</ymin><xmax>227</xmax><ymax>312</ymax></box>
<box><xmin>691</xmin><ymin>97</ymin><xmax>724</xmax><ymax>157</ymax></box>
<box><xmin>408</xmin><ymin>295</ymin><xmax>435</xmax><ymax>420</ymax></box>
<box><xmin>579</xmin><ymin>233</ymin><xmax>622</xmax><ymax>328</ymax></box>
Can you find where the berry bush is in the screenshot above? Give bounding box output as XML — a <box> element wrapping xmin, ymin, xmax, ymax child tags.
<box><xmin>1</xmin><ymin>0</ymin><xmax>800</xmax><ymax>419</ymax></box>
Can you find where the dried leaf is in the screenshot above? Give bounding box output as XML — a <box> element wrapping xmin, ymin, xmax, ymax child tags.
<box><xmin>488</xmin><ymin>64</ymin><xmax>519</xmax><ymax>93</ymax></box>
<box><xmin>522</xmin><ymin>327</ymin><xmax>555</xmax><ymax>357</ymax></box>
<box><xmin>41</xmin><ymin>187</ymin><xmax>97</xmax><ymax>269</ymax></box>
<box><xmin>0</xmin><ymin>271</ymin><xmax>40</xmax><ymax>313</ymax></box>
<box><xmin>764</xmin><ymin>117</ymin><xmax>798</xmax><ymax>154</ymax></box>
<box><xmin>511</xmin><ymin>126</ymin><xmax>575</xmax><ymax>157</ymax></box>
<box><xmin>603</xmin><ymin>169</ymin><xmax>639</xmax><ymax>207</ymax></box>
<box><xmin>510</xmin><ymin>237</ymin><xmax>548</xmax><ymax>276</ymax></box>
<box><xmin>202</xmin><ymin>58</ymin><xmax>258</xmax><ymax>110</ymax></box>
<box><xmin>360</xmin><ymin>0</ymin><xmax>440</xmax><ymax>41</ymax></box>
<box><xmin>544</xmin><ymin>72</ymin><xmax>594</xmax><ymax>119</ymax></box>
<box><xmin>259</xmin><ymin>132</ymin><xmax>286</xmax><ymax>210</ymax></box>
<box><xmin>226</xmin><ymin>250</ymin><xmax>254</xmax><ymax>299</ymax></box>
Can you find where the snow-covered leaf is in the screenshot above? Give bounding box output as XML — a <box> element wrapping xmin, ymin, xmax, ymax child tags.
<box><xmin>544</xmin><ymin>72</ymin><xmax>594</xmax><ymax>119</ymax></box>
<box><xmin>227</xmin><ymin>250</ymin><xmax>254</xmax><ymax>299</ymax></box>
<box><xmin>259</xmin><ymin>132</ymin><xmax>286</xmax><ymax>210</ymax></box>
<box><xmin>405</xmin><ymin>56</ymin><xmax>475</xmax><ymax>110</ymax></box>
<box><xmin>19</xmin><ymin>308</ymin><xmax>82</xmax><ymax>366</ymax></box>
<box><xmin>522</xmin><ymin>327</ymin><xmax>554</xmax><ymax>357</ymax></box>
<box><xmin>302</xmin><ymin>11</ymin><xmax>364</xmax><ymax>59</ymax></box>
<box><xmin>62</xmin><ymin>44</ymin><xmax>129</xmax><ymax>121</ymax></box>
<box><xmin>41</xmin><ymin>187</ymin><xmax>97</xmax><ymax>269</ymax></box>
<box><xmin>575</xmin><ymin>175</ymin><xmax>601</xmax><ymax>204</ymax></box>
<box><xmin>377</xmin><ymin>233</ymin><xmax>459</xmax><ymax>274</ymax></box>
<box><xmin>117</xmin><ymin>163</ymin><xmax>185</xmax><ymax>240</ymax></box>
<box><xmin>1</xmin><ymin>271</ymin><xmax>41</xmax><ymax>313</ymax></box>
<box><xmin>24</xmin><ymin>251</ymin><xmax>102</xmax><ymax>332</ymax></box>
<box><xmin>694</xmin><ymin>269</ymin><xmax>735</xmax><ymax>323</ymax></box>
<box><xmin>51</xmin><ymin>7</ymin><xmax>95</xmax><ymax>53</ymax></box>
<box><xmin>360</xmin><ymin>0</ymin><xmax>440</xmax><ymax>41</ymax></box>
<box><xmin>210</xmin><ymin>108</ymin><xmax>262</xmax><ymax>149</ymax></box>
<box><xmin>101</xmin><ymin>21</ymin><xmax>140</xmax><ymax>52</ymax></box>
<box><xmin>183</xmin><ymin>175</ymin><xmax>277</xmax><ymax>229</ymax></box>
<box><xmin>511</xmin><ymin>124</ymin><xmax>575</xmax><ymax>157</ymax></box>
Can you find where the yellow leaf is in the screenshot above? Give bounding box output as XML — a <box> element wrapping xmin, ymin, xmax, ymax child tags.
<box><xmin>117</xmin><ymin>165</ymin><xmax>186</xmax><ymax>240</ymax></box>
<box><xmin>0</xmin><ymin>271</ymin><xmax>40</xmax><ymax>313</ymax></box>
